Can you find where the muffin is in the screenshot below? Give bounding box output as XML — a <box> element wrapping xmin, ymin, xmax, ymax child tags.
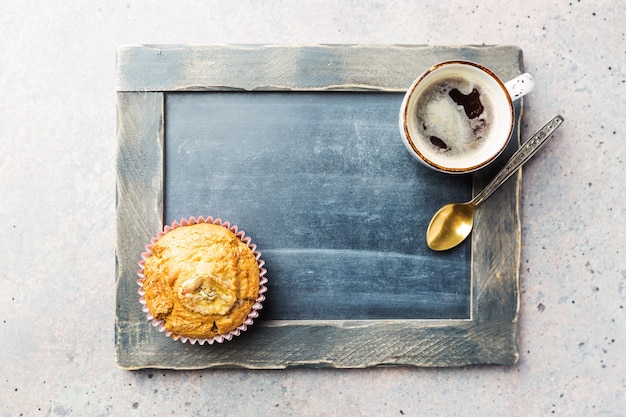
<box><xmin>138</xmin><ymin>217</ymin><xmax>267</xmax><ymax>344</ymax></box>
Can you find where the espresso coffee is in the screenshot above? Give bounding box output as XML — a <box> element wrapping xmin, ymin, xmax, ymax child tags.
<box><xmin>412</xmin><ymin>77</ymin><xmax>495</xmax><ymax>159</ymax></box>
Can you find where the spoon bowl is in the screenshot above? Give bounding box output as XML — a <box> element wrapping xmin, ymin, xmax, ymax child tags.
<box><xmin>426</xmin><ymin>202</ymin><xmax>476</xmax><ymax>251</ymax></box>
<box><xmin>426</xmin><ymin>115</ymin><xmax>564</xmax><ymax>251</ymax></box>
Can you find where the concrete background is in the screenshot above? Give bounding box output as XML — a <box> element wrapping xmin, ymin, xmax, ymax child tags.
<box><xmin>1</xmin><ymin>1</ymin><xmax>624</xmax><ymax>415</ymax></box>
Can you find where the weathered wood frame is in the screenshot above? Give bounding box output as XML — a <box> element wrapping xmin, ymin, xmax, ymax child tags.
<box><xmin>115</xmin><ymin>45</ymin><xmax>522</xmax><ymax>369</ymax></box>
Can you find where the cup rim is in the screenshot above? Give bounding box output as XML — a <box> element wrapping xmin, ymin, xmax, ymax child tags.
<box><xmin>400</xmin><ymin>60</ymin><xmax>514</xmax><ymax>173</ymax></box>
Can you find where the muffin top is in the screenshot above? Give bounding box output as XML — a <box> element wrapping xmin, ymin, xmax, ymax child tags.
<box><xmin>141</xmin><ymin>223</ymin><xmax>260</xmax><ymax>339</ymax></box>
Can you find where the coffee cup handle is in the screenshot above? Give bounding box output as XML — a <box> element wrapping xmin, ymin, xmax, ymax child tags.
<box><xmin>504</xmin><ymin>73</ymin><xmax>534</xmax><ymax>101</ymax></box>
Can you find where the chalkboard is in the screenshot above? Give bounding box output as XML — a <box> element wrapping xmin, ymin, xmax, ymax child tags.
<box><xmin>164</xmin><ymin>91</ymin><xmax>472</xmax><ymax>320</ymax></box>
<box><xmin>116</xmin><ymin>45</ymin><xmax>523</xmax><ymax>369</ymax></box>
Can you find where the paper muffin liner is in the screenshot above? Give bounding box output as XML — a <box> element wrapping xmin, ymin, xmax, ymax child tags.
<box><xmin>137</xmin><ymin>216</ymin><xmax>268</xmax><ymax>345</ymax></box>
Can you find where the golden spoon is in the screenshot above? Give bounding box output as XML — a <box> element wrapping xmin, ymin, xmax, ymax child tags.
<box><xmin>426</xmin><ymin>115</ymin><xmax>564</xmax><ymax>251</ymax></box>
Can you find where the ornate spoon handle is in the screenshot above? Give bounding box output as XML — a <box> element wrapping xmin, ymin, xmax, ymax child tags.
<box><xmin>473</xmin><ymin>115</ymin><xmax>564</xmax><ymax>207</ymax></box>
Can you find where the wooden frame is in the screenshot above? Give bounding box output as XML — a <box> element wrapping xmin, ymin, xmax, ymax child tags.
<box><xmin>115</xmin><ymin>45</ymin><xmax>523</xmax><ymax>369</ymax></box>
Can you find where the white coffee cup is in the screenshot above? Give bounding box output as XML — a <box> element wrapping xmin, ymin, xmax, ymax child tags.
<box><xmin>399</xmin><ymin>61</ymin><xmax>534</xmax><ymax>174</ymax></box>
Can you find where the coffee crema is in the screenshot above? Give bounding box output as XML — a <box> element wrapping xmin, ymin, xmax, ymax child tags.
<box><xmin>413</xmin><ymin>77</ymin><xmax>494</xmax><ymax>159</ymax></box>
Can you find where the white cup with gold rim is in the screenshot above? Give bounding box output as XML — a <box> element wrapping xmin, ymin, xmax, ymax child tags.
<box><xmin>399</xmin><ymin>60</ymin><xmax>534</xmax><ymax>174</ymax></box>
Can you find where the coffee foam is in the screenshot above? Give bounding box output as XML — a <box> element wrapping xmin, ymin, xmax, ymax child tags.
<box><xmin>412</xmin><ymin>77</ymin><xmax>494</xmax><ymax>161</ymax></box>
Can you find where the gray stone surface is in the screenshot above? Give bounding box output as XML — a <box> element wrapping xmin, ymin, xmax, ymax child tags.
<box><xmin>1</xmin><ymin>1</ymin><xmax>624</xmax><ymax>416</ymax></box>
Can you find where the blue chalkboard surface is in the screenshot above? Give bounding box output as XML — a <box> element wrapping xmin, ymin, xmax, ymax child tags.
<box><xmin>164</xmin><ymin>92</ymin><xmax>472</xmax><ymax>320</ymax></box>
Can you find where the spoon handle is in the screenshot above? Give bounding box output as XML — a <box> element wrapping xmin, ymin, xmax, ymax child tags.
<box><xmin>473</xmin><ymin>115</ymin><xmax>564</xmax><ymax>207</ymax></box>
